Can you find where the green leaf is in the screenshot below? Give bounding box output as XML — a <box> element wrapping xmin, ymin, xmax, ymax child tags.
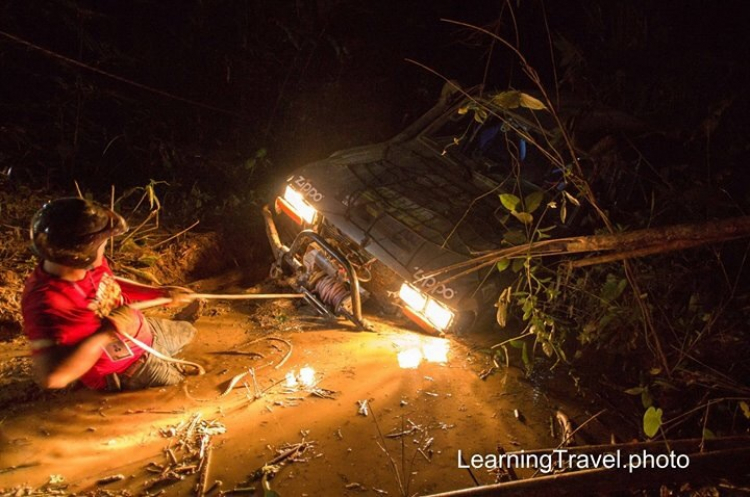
<box><xmin>490</xmin><ymin>91</ymin><xmax>522</xmax><ymax>109</ymax></box>
<box><xmin>562</xmin><ymin>190</ymin><xmax>581</xmax><ymax>206</ymax></box>
<box><xmin>509</xmin><ymin>339</ymin><xmax>525</xmax><ymax>349</ymax></box>
<box><xmin>521</xmin><ymin>341</ymin><xmax>530</xmax><ymax>367</ymax></box>
<box><xmin>599</xmin><ymin>313</ymin><xmax>615</xmax><ymax>328</ymax></box>
<box><xmin>524</xmin><ymin>191</ymin><xmax>544</xmax><ymax>214</ymax></box>
<box><xmin>474</xmin><ymin>108</ymin><xmax>489</xmax><ymax>123</ymax></box>
<box><xmin>541</xmin><ymin>340</ymin><xmax>553</xmax><ymax>358</ymax></box>
<box><xmin>601</xmin><ymin>274</ymin><xmax>627</xmax><ymax>304</ymax></box>
<box><xmin>702</xmin><ymin>428</ymin><xmax>715</xmax><ymax>440</ymax></box>
<box><xmin>740</xmin><ymin>401</ymin><xmax>750</xmax><ymax>419</ymax></box>
<box><xmin>504</xmin><ymin>230</ymin><xmax>527</xmax><ymax>245</ymax></box>
<box><xmin>490</xmin><ymin>91</ymin><xmax>547</xmax><ymax>111</ymax></box>
<box><xmin>511</xmin><ymin>211</ymin><xmax>534</xmax><ymax>225</ymax></box>
<box><xmin>499</xmin><ymin>193</ymin><xmax>520</xmax><ymax>212</ymax></box>
<box><xmin>519</xmin><ymin>92</ymin><xmax>548</xmax><ymax>110</ymax></box>
<box><xmin>511</xmin><ymin>258</ymin><xmax>526</xmax><ymax>273</ymax></box>
<box><xmin>496</xmin><ymin>259</ymin><xmax>510</xmax><ymax>272</ymax></box>
<box><xmin>137</xmin><ymin>255</ymin><xmax>159</xmax><ymax>267</ymax></box>
<box><xmin>624</xmin><ymin>387</ymin><xmax>644</xmax><ymax>395</ymax></box>
<box><xmin>643</xmin><ymin>407</ymin><xmax>663</xmax><ymax>438</ymax></box>
<box><xmin>495</xmin><ymin>301</ymin><xmax>508</xmax><ymax>328</ymax></box>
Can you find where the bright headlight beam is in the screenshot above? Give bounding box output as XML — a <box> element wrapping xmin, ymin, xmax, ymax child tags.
<box><xmin>422</xmin><ymin>338</ymin><xmax>450</xmax><ymax>363</ymax></box>
<box><xmin>397</xmin><ymin>348</ymin><xmax>423</xmax><ymax>369</ymax></box>
<box><xmin>399</xmin><ymin>283</ymin><xmax>427</xmax><ymax>312</ymax></box>
<box><xmin>285</xmin><ymin>371</ymin><xmax>298</xmax><ymax>388</ymax></box>
<box><xmin>399</xmin><ymin>283</ymin><xmax>455</xmax><ymax>332</ymax></box>
<box><xmin>283</xmin><ymin>185</ymin><xmax>317</xmax><ymax>224</ymax></box>
<box><xmin>424</xmin><ymin>299</ymin><xmax>453</xmax><ymax>331</ymax></box>
<box><xmin>299</xmin><ymin>366</ymin><xmax>316</xmax><ymax>387</ymax></box>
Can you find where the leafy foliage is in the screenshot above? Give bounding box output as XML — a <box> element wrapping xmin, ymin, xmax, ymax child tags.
<box><xmin>643</xmin><ymin>407</ymin><xmax>663</xmax><ymax>438</ymax></box>
<box><xmin>460</xmin><ymin>77</ymin><xmax>749</xmax><ymax>440</ymax></box>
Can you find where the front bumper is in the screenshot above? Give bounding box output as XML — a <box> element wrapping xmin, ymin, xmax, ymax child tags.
<box><xmin>262</xmin><ymin>204</ymin><xmax>367</xmax><ymax>330</ymax></box>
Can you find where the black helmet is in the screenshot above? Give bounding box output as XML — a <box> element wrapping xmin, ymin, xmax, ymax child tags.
<box><xmin>30</xmin><ymin>197</ymin><xmax>128</xmax><ymax>268</ymax></box>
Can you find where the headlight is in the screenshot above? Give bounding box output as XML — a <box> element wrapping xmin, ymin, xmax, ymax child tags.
<box><xmin>399</xmin><ymin>283</ymin><xmax>427</xmax><ymax>311</ymax></box>
<box><xmin>398</xmin><ymin>283</ymin><xmax>454</xmax><ymax>333</ymax></box>
<box><xmin>424</xmin><ymin>299</ymin><xmax>453</xmax><ymax>330</ymax></box>
<box><xmin>277</xmin><ymin>185</ymin><xmax>317</xmax><ymax>224</ymax></box>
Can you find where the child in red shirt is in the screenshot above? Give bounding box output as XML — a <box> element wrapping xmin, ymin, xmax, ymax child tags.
<box><xmin>22</xmin><ymin>198</ymin><xmax>196</xmax><ymax>391</ymax></box>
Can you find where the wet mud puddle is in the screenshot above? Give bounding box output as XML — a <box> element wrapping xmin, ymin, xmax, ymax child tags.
<box><xmin>0</xmin><ymin>297</ymin><xmax>602</xmax><ymax>496</ymax></box>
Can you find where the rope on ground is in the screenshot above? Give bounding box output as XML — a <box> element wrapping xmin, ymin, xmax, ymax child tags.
<box><xmin>119</xmin><ymin>329</ymin><xmax>206</xmax><ymax>375</ymax></box>
<box><xmin>218</xmin><ymin>337</ymin><xmax>292</xmax><ymax>396</ymax></box>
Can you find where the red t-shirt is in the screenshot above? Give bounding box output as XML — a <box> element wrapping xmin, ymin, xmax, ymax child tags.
<box><xmin>22</xmin><ymin>259</ymin><xmax>163</xmax><ymax>390</ymax></box>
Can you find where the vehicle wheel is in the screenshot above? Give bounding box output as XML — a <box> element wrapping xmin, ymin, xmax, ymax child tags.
<box><xmin>451</xmin><ymin>311</ymin><xmax>477</xmax><ymax>336</ymax></box>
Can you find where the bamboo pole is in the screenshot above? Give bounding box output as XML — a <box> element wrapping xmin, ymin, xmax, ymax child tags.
<box><xmin>423</xmin><ymin>215</ymin><xmax>750</xmax><ymax>282</ymax></box>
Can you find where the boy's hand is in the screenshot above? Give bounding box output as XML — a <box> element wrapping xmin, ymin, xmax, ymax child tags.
<box><xmin>106</xmin><ymin>306</ymin><xmax>140</xmax><ymax>335</ymax></box>
<box><xmin>163</xmin><ymin>286</ymin><xmax>195</xmax><ymax>307</ymax></box>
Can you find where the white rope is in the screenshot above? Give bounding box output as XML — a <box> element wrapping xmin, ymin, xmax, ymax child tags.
<box><xmin>120</xmin><ymin>292</ymin><xmax>304</xmax><ymax>375</ymax></box>
<box><xmin>118</xmin><ymin>328</ymin><xmax>206</xmax><ymax>376</ymax></box>
<box><xmin>128</xmin><ymin>293</ymin><xmax>304</xmax><ymax>311</ymax></box>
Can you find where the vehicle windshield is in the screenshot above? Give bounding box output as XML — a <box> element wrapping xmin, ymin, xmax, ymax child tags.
<box><xmin>424</xmin><ymin>106</ymin><xmax>556</xmax><ymax>185</ymax></box>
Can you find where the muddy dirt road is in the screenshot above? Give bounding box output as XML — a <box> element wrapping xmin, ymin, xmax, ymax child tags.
<box><xmin>0</xmin><ymin>281</ymin><xmax>606</xmax><ymax>496</ymax></box>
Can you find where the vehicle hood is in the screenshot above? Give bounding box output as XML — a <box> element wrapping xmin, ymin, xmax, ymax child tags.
<box><xmin>289</xmin><ymin>141</ymin><xmax>513</xmax><ymax>310</ymax></box>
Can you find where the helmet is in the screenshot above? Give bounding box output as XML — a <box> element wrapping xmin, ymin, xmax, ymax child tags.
<box><xmin>30</xmin><ymin>198</ymin><xmax>128</xmax><ymax>268</ymax></box>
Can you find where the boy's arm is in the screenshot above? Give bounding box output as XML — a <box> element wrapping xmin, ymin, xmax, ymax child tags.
<box><xmin>33</xmin><ymin>306</ymin><xmax>141</xmax><ymax>389</ymax></box>
<box><xmin>34</xmin><ymin>322</ymin><xmax>117</xmax><ymax>389</ymax></box>
<box><xmin>114</xmin><ymin>275</ymin><xmax>167</xmax><ymax>302</ymax></box>
<box><xmin>115</xmin><ymin>276</ymin><xmax>194</xmax><ymax>306</ymax></box>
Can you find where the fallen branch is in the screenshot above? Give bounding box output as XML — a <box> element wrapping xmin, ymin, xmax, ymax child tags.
<box><xmin>424</xmin><ymin>216</ymin><xmax>750</xmax><ymax>283</ymax></box>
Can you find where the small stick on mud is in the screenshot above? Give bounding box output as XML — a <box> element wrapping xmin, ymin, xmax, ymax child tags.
<box><xmin>496</xmin><ymin>446</ymin><xmax>518</xmax><ymax>481</ymax></box>
<box><xmin>206</xmin><ymin>480</ymin><xmax>222</xmax><ymax>495</ymax></box>
<box><xmin>267</xmin><ymin>441</ymin><xmax>311</xmax><ymax>465</ymax></box>
<box><xmin>0</xmin><ymin>462</ymin><xmax>40</xmax><ymax>474</ymax></box>
<box><xmin>249</xmin><ymin>367</ymin><xmax>261</xmax><ymax>399</ymax></box>
<box><xmin>559</xmin><ymin>409</ymin><xmax>606</xmax><ymax>448</ymax></box>
<box><xmin>267</xmin><ymin>337</ymin><xmax>293</xmax><ymax>370</ymax></box>
<box><xmin>167</xmin><ymin>448</ymin><xmax>179</xmax><ymax>466</ymax></box>
<box><xmin>417</xmin><ymin>448</ymin><xmax>431</xmax><ymax>462</ymax></box>
<box><xmin>460</xmin><ymin>453</ymin><xmax>481</xmax><ymax>486</ymax></box>
<box><xmin>556</xmin><ymin>410</ymin><xmax>574</xmax><ymax>446</ymax></box>
<box><xmin>220</xmin><ymin>486</ymin><xmax>256</xmax><ymax>495</ymax></box>
<box><xmin>220</xmin><ymin>372</ymin><xmax>248</xmax><ymax>397</ymax></box>
<box><xmin>196</xmin><ymin>442</ymin><xmax>213</xmax><ymax>497</ymax></box>
<box><xmin>97</xmin><ymin>474</ymin><xmax>125</xmax><ymax>485</ymax></box>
